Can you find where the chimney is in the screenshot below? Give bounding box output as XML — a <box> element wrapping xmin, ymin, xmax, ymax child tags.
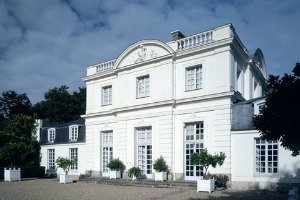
<box><xmin>171</xmin><ymin>30</ymin><xmax>185</xmax><ymax>41</ymax></box>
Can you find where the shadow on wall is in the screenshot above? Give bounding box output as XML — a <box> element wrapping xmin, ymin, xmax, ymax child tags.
<box><xmin>276</xmin><ymin>163</ymin><xmax>300</xmax><ymax>192</ymax></box>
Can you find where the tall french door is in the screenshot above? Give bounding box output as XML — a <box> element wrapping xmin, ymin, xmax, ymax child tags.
<box><xmin>184</xmin><ymin>122</ymin><xmax>204</xmax><ymax>180</ymax></box>
<box><xmin>136</xmin><ymin>127</ymin><xmax>152</xmax><ymax>178</ymax></box>
<box><xmin>101</xmin><ymin>131</ymin><xmax>113</xmax><ymax>177</ymax></box>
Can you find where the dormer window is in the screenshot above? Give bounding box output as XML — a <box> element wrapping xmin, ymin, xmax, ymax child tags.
<box><xmin>47</xmin><ymin>128</ymin><xmax>55</xmax><ymax>143</ymax></box>
<box><xmin>69</xmin><ymin>125</ymin><xmax>78</xmax><ymax>141</ymax></box>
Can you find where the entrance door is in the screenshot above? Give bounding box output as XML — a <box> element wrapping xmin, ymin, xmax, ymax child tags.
<box><xmin>136</xmin><ymin>127</ymin><xmax>152</xmax><ymax>178</ymax></box>
<box><xmin>101</xmin><ymin>131</ymin><xmax>113</xmax><ymax>177</ymax></box>
<box><xmin>184</xmin><ymin>122</ymin><xmax>204</xmax><ymax>180</ymax></box>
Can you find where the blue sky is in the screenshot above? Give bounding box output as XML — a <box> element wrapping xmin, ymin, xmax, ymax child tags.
<box><xmin>0</xmin><ymin>0</ymin><xmax>299</xmax><ymax>102</ymax></box>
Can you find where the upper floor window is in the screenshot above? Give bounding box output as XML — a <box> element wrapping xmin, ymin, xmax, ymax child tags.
<box><xmin>47</xmin><ymin>128</ymin><xmax>55</xmax><ymax>143</ymax></box>
<box><xmin>186</xmin><ymin>65</ymin><xmax>202</xmax><ymax>91</ymax></box>
<box><xmin>69</xmin><ymin>125</ymin><xmax>78</xmax><ymax>141</ymax></box>
<box><xmin>137</xmin><ymin>75</ymin><xmax>150</xmax><ymax>98</ymax></box>
<box><xmin>102</xmin><ymin>85</ymin><xmax>112</xmax><ymax>106</ymax></box>
<box><xmin>255</xmin><ymin>139</ymin><xmax>278</xmax><ymax>174</ymax></box>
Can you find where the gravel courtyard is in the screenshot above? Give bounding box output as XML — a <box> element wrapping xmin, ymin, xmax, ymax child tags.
<box><xmin>0</xmin><ymin>179</ymin><xmax>287</xmax><ymax>200</ymax></box>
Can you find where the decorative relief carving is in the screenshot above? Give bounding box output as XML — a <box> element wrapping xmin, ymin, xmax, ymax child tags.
<box><xmin>133</xmin><ymin>45</ymin><xmax>157</xmax><ymax>64</ymax></box>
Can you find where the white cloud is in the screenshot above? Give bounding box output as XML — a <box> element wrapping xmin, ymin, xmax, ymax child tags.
<box><xmin>0</xmin><ymin>0</ymin><xmax>299</xmax><ymax>102</ymax></box>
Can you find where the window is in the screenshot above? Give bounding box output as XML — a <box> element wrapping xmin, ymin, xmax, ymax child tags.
<box><xmin>136</xmin><ymin>127</ymin><xmax>152</xmax><ymax>176</ymax></box>
<box><xmin>184</xmin><ymin>122</ymin><xmax>204</xmax><ymax>178</ymax></box>
<box><xmin>186</xmin><ymin>65</ymin><xmax>202</xmax><ymax>91</ymax></box>
<box><xmin>255</xmin><ymin>139</ymin><xmax>278</xmax><ymax>174</ymax></box>
<box><xmin>101</xmin><ymin>131</ymin><xmax>113</xmax><ymax>175</ymax></box>
<box><xmin>47</xmin><ymin>128</ymin><xmax>55</xmax><ymax>143</ymax></box>
<box><xmin>69</xmin><ymin>125</ymin><xmax>78</xmax><ymax>141</ymax></box>
<box><xmin>137</xmin><ymin>75</ymin><xmax>150</xmax><ymax>98</ymax></box>
<box><xmin>48</xmin><ymin>149</ymin><xmax>55</xmax><ymax>169</ymax></box>
<box><xmin>102</xmin><ymin>85</ymin><xmax>112</xmax><ymax>106</ymax></box>
<box><xmin>69</xmin><ymin>148</ymin><xmax>78</xmax><ymax>170</ymax></box>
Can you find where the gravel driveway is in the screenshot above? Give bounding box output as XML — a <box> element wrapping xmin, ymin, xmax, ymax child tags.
<box><xmin>0</xmin><ymin>179</ymin><xmax>286</xmax><ymax>200</ymax></box>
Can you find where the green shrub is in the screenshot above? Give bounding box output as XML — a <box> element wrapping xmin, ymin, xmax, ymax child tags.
<box><xmin>153</xmin><ymin>156</ymin><xmax>168</xmax><ymax>172</ymax></box>
<box><xmin>21</xmin><ymin>166</ymin><xmax>45</xmax><ymax>178</ymax></box>
<box><xmin>205</xmin><ymin>173</ymin><xmax>229</xmax><ymax>188</ymax></box>
<box><xmin>191</xmin><ymin>149</ymin><xmax>226</xmax><ymax>177</ymax></box>
<box><xmin>56</xmin><ymin>157</ymin><xmax>74</xmax><ymax>175</ymax></box>
<box><xmin>128</xmin><ymin>167</ymin><xmax>142</xmax><ymax>178</ymax></box>
<box><xmin>107</xmin><ymin>158</ymin><xmax>125</xmax><ymax>171</ymax></box>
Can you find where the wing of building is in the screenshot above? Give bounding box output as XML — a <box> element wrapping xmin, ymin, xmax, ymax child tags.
<box><xmin>38</xmin><ymin>23</ymin><xmax>299</xmax><ymax>190</ymax></box>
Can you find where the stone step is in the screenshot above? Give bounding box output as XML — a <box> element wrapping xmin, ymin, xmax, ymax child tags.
<box><xmin>79</xmin><ymin>177</ymin><xmax>197</xmax><ymax>189</ymax></box>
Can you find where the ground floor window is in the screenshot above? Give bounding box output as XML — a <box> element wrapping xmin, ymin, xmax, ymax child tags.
<box><xmin>136</xmin><ymin>127</ymin><xmax>152</xmax><ymax>177</ymax></box>
<box><xmin>101</xmin><ymin>131</ymin><xmax>113</xmax><ymax>176</ymax></box>
<box><xmin>184</xmin><ymin>122</ymin><xmax>204</xmax><ymax>179</ymax></box>
<box><xmin>255</xmin><ymin>138</ymin><xmax>278</xmax><ymax>173</ymax></box>
<box><xmin>47</xmin><ymin>149</ymin><xmax>55</xmax><ymax>169</ymax></box>
<box><xmin>69</xmin><ymin>148</ymin><xmax>78</xmax><ymax>170</ymax></box>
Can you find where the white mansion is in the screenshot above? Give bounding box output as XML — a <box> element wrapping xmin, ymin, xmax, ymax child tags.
<box><xmin>39</xmin><ymin>24</ymin><xmax>299</xmax><ymax>189</ymax></box>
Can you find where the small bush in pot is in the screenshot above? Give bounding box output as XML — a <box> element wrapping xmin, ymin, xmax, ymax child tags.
<box><xmin>153</xmin><ymin>156</ymin><xmax>168</xmax><ymax>181</ymax></box>
<box><xmin>128</xmin><ymin>167</ymin><xmax>142</xmax><ymax>180</ymax></box>
<box><xmin>107</xmin><ymin>158</ymin><xmax>125</xmax><ymax>179</ymax></box>
<box><xmin>56</xmin><ymin>157</ymin><xmax>75</xmax><ymax>183</ymax></box>
<box><xmin>190</xmin><ymin>149</ymin><xmax>226</xmax><ymax>193</ymax></box>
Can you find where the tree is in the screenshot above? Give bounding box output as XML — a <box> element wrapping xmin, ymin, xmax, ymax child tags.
<box><xmin>190</xmin><ymin>149</ymin><xmax>226</xmax><ymax>177</ymax></box>
<box><xmin>0</xmin><ymin>114</ymin><xmax>40</xmax><ymax>167</ymax></box>
<box><xmin>0</xmin><ymin>90</ymin><xmax>32</xmax><ymax>119</ymax></box>
<box><xmin>33</xmin><ymin>86</ymin><xmax>86</xmax><ymax>123</ymax></box>
<box><xmin>56</xmin><ymin>157</ymin><xmax>75</xmax><ymax>175</ymax></box>
<box><xmin>253</xmin><ymin>63</ymin><xmax>300</xmax><ymax>156</ymax></box>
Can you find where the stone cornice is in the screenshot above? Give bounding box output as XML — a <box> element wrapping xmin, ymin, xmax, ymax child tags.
<box><xmin>81</xmin><ymin>91</ymin><xmax>235</xmax><ymax>119</ymax></box>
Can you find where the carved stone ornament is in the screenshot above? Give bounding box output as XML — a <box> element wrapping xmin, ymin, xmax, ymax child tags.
<box><xmin>133</xmin><ymin>45</ymin><xmax>158</xmax><ymax>64</ymax></box>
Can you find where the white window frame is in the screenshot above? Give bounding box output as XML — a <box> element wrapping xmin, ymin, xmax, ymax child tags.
<box><xmin>47</xmin><ymin>128</ymin><xmax>55</xmax><ymax>143</ymax></box>
<box><xmin>254</xmin><ymin>138</ymin><xmax>279</xmax><ymax>175</ymax></box>
<box><xmin>136</xmin><ymin>75</ymin><xmax>150</xmax><ymax>98</ymax></box>
<box><xmin>254</xmin><ymin>99</ymin><xmax>265</xmax><ymax>115</ymax></box>
<box><xmin>69</xmin><ymin>125</ymin><xmax>78</xmax><ymax>141</ymax></box>
<box><xmin>136</xmin><ymin>126</ymin><xmax>152</xmax><ymax>177</ymax></box>
<box><xmin>102</xmin><ymin>85</ymin><xmax>112</xmax><ymax>106</ymax></box>
<box><xmin>47</xmin><ymin>149</ymin><xmax>55</xmax><ymax>169</ymax></box>
<box><xmin>69</xmin><ymin>148</ymin><xmax>78</xmax><ymax>170</ymax></box>
<box><xmin>185</xmin><ymin>65</ymin><xmax>202</xmax><ymax>91</ymax></box>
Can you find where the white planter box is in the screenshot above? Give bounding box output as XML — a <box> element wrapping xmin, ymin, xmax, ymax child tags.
<box><xmin>131</xmin><ymin>175</ymin><xmax>136</xmax><ymax>180</ymax></box>
<box><xmin>60</xmin><ymin>174</ymin><xmax>73</xmax><ymax>184</ymax></box>
<box><xmin>155</xmin><ymin>172</ymin><xmax>167</xmax><ymax>181</ymax></box>
<box><xmin>4</xmin><ymin>168</ymin><xmax>21</xmax><ymax>182</ymax></box>
<box><xmin>109</xmin><ymin>170</ymin><xmax>121</xmax><ymax>179</ymax></box>
<box><xmin>197</xmin><ymin>179</ymin><xmax>215</xmax><ymax>193</ymax></box>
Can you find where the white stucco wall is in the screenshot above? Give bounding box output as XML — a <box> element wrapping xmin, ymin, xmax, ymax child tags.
<box><xmin>231</xmin><ymin>130</ymin><xmax>300</xmax><ymax>189</ymax></box>
<box><xmin>40</xmin><ymin>143</ymin><xmax>86</xmax><ymax>175</ymax></box>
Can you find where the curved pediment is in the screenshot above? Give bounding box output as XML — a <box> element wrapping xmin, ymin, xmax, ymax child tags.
<box><xmin>114</xmin><ymin>40</ymin><xmax>174</xmax><ymax>69</ymax></box>
<box><xmin>250</xmin><ymin>48</ymin><xmax>267</xmax><ymax>78</ymax></box>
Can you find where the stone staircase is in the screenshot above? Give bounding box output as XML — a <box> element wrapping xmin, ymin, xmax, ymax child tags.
<box><xmin>79</xmin><ymin>176</ymin><xmax>197</xmax><ymax>189</ymax></box>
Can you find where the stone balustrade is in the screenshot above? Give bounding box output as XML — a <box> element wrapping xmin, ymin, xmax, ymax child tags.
<box><xmin>177</xmin><ymin>31</ymin><xmax>213</xmax><ymax>50</ymax></box>
<box><xmin>95</xmin><ymin>59</ymin><xmax>116</xmax><ymax>73</ymax></box>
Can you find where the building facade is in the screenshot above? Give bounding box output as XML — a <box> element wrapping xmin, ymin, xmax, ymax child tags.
<box><xmin>39</xmin><ymin>23</ymin><xmax>299</xmax><ymax>189</ymax></box>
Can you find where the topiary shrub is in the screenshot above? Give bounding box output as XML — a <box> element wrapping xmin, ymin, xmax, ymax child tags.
<box><xmin>190</xmin><ymin>149</ymin><xmax>226</xmax><ymax>178</ymax></box>
<box><xmin>56</xmin><ymin>157</ymin><xmax>74</xmax><ymax>175</ymax></box>
<box><xmin>107</xmin><ymin>158</ymin><xmax>125</xmax><ymax>171</ymax></box>
<box><xmin>128</xmin><ymin>167</ymin><xmax>142</xmax><ymax>178</ymax></box>
<box><xmin>153</xmin><ymin>156</ymin><xmax>168</xmax><ymax>172</ymax></box>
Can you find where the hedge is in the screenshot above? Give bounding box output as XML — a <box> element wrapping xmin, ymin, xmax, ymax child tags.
<box><xmin>0</xmin><ymin>166</ymin><xmax>45</xmax><ymax>180</ymax></box>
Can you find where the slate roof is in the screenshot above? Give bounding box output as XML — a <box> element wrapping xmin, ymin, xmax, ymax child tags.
<box><xmin>40</xmin><ymin>118</ymin><xmax>85</xmax><ymax>145</ymax></box>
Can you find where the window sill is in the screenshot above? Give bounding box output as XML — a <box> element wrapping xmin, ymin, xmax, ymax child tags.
<box><xmin>101</xmin><ymin>104</ymin><xmax>112</xmax><ymax>107</ymax></box>
<box><xmin>185</xmin><ymin>88</ymin><xmax>202</xmax><ymax>92</ymax></box>
<box><xmin>253</xmin><ymin>173</ymin><xmax>278</xmax><ymax>178</ymax></box>
<box><xmin>136</xmin><ymin>96</ymin><xmax>150</xmax><ymax>99</ymax></box>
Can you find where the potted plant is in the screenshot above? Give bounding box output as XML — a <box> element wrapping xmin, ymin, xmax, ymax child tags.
<box><xmin>153</xmin><ymin>156</ymin><xmax>168</xmax><ymax>181</ymax></box>
<box><xmin>191</xmin><ymin>149</ymin><xmax>226</xmax><ymax>193</ymax></box>
<box><xmin>128</xmin><ymin>167</ymin><xmax>142</xmax><ymax>180</ymax></box>
<box><xmin>107</xmin><ymin>158</ymin><xmax>125</xmax><ymax>179</ymax></box>
<box><xmin>56</xmin><ymin>157</ymin><xmax>75</xmax><ymax>184</ymax></box>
